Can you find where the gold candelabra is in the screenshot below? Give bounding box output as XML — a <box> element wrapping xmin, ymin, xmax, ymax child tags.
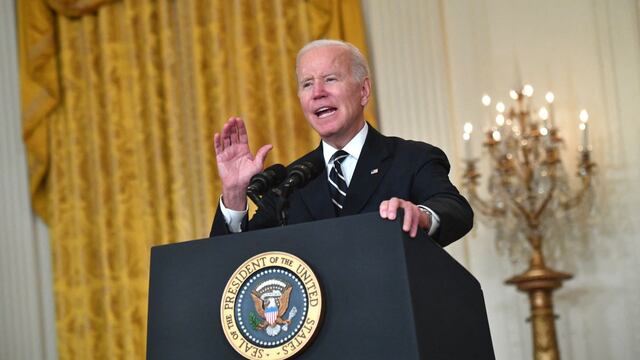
<box><xmin>462</xmin><ymin>85</ymin><xmax>595</xmax><ymax>360</ymax></box>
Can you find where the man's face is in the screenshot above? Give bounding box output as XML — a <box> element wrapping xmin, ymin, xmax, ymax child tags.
<box><xmin>297</xmin><ymin>46</ymin><xmax>370</xmax><ymax>149</ymax></box>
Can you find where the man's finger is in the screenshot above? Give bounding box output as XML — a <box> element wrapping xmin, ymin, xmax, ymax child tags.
<box><xmin>237</xmin><ymin>118</ymin><xmax>249</xmax><ymax>144</ymax></box>
<box><xmin>387</xmin><ymin>197</ymin><xmax>400</xmax><ymax>220</ymax></box>
<box><xmin>379</xmin><ymin>200</ymin><xmax>389</xmax><ymax>218</ymax></box>
<box><xmin>255</xmin><ymin>144</ymin><xmax>273</xmax><ymax>166</ymax></box>
<box><xmin>221</xmin><ymin>121</ymin><xmax>233</xmax><ymax>148</ymax></box>
<box><xmin>214</xmin><ymin>133</ymin><xmax>222</xmax><ymax>154</ymax></box>
<box><xmin>402</xmin><ymin>204</ymin><xmax>413</xmax><ymax>232</ymax></box>
<box><xmin>410</xmin><ymin>208</ymin><xmax>420</xmax><ymax>237</ymax></box>
<box><xmin>229</xmin><ymin>121</ymin><xmax>240</xmax><ymax>144</ymax></box>
<box><xmin>227</xmin><ymin>118</ymin><xmax>242</xmax><ymax>144</ymax></box>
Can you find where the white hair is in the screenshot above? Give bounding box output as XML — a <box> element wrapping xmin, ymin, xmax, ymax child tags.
<box><xmin>296</xmin><ymin>39</ymin><xmax>370</xmax><ymax>83</ymax></box>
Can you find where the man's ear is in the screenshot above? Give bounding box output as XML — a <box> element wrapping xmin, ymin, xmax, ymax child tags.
<box><xmin>360</xmin><ymin>77</ymin><xmax>371</xmax><ymax>106</ymax></box>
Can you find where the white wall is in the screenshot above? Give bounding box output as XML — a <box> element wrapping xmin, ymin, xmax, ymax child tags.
<box><xmin>362</xmin><ymin>0</ymin><xmax>640</xmax><ymax>359</ymax></box>
<box><xmin>0</xmin><ymin>1</ymin><xmax>57</xmax><ymax>359</ymax></box>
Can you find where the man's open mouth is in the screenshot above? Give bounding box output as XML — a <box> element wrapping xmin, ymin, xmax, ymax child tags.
<box><xmin>314</xmin><ymin>106</ymin><xmax>337</xmax><ymax>118</ymax></box>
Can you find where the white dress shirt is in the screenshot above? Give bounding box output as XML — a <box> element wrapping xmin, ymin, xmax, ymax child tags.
<box><xmin>321</xmin><ymin>122</ymin><xmax>369</xmax><ymax>187</ymax></box>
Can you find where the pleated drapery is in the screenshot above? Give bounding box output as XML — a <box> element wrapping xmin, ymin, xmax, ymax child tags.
<box><xmin>18</xmin><ymin>0</ymin><xmax>375</xmax><ymax>358</ymax></box>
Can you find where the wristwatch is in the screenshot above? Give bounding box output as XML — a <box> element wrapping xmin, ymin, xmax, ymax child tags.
<box><xmin>417</xmin><ymin>205</ymin><xmax>433</xmax><ymax>233</ymax></box>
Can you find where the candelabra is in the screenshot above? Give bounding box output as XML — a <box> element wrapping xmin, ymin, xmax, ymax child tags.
<box><xmin>462</xmin><ymin>85</ymin><xmax>595</xmax><ymax>360</ymax></box>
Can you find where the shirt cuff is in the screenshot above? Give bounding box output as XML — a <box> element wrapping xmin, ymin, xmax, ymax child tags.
<box><xmin>417</xmin><ymin>205</ymin><xmax>440</xmax><ymax>236</ymax></box>
<box><xmin>219</xmin><ymin>196</ymin><xmax>248</xmax><ymax>233</ymax></box>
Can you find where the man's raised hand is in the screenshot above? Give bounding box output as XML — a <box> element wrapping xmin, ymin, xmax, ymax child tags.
<box><xmin>213</xmin><ymin>117</ymin><xmax>272</xmax><ymax>210</ymax></box>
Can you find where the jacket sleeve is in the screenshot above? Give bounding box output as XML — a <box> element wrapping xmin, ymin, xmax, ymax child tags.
<box><xmin>209</xmin><ymin>194</ymin><xmax>282</xmax><ymax>237</ymax></box>
<box><xmin>209</xmin><ymin>205</ymin><xmax>246</xmax><ymax>237</ymax></box>
<box><xmin>411</xmin><ymin>146</ymin><xmax>473</xmax><ymax>247</ymax></box>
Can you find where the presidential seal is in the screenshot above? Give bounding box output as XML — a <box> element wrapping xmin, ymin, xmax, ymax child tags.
<box><xmin>221</xmin><ymin>252</ymin><xmax>323</xmax><ymax>360</ymax></box>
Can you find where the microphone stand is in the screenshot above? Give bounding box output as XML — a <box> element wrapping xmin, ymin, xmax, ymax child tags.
<box><xmin>272</xmin><ymin>159</ymin><xmax>323</xmax><ymax>227</ymax></box>
<box><xmin>246</xmin><ymin>190</ymin><xmax>266</xmax><ymax>210</ymax></box>
<box><xmin>272</xmin><ymin>185</ymin><xmax>293</xmax><ymax>227</ymax></box>
<box><xmin>276</xmin><ymin>197</ymin><xmax>289</xmax><ymax>227</ymax></box>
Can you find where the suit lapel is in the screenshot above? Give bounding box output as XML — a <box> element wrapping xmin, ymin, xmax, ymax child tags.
<box><xmin>298</xmin><ymin>145</ymin><xmax>336</xmax><ymax>220</ymax></box>
<box><xmin>342</xmin><ymin>127</ymin><xmax>392</xmax><ymax>216</ymax></box>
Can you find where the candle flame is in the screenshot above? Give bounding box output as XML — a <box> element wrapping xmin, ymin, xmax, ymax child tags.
<box><xmin>492</xmin><ymin>130</ymin><xmax>502</xmax><ymax>141</ymax></box>
<box><xmin>481</xmin><ymin>94</ymin><xmax>491</xmax><ymax>106</ymax></box>
<box><xmin>579</xmin><ymin>109</ymin><xmax>589</xmax><ymax>123</ymax></box>
<box><xmin>538</xmin><ymin>107</ymin><xmax>549</xmax><ymax>120</ymax></box>
<box><xmin>545</xmin><ymin>91</ymin><xmax>555</xmax><ymax>104</ymax></box>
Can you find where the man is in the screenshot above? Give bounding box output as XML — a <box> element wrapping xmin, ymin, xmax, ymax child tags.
<box><xmin>210</xmin><ymin>39</ymin><xmax>472</xmax><ymax>247</ymax></box>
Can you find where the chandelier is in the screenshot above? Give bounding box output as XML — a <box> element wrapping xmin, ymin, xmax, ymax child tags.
<box><xmin>461</xmin><ymin>84</ymin><xmax>596</xmax><ymax>360</ymax></box>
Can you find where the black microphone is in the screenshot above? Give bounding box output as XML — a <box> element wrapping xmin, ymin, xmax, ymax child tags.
<box><xmin>246</xmin><ymin>164</ymin><xmax>287</xmax><ymax>209</ymax></box>
<box><xmin>276</xmin><ymin>158</ymin><xmax>325</xmax><ymax>198</ymax></box>
<box><xmin>247</xmin><ymin>164</ymin><xmax>287</xmax><ymax>196</ymax></box>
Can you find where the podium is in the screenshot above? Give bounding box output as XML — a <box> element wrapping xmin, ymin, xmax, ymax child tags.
<box><xmin>147</xmin><ymin>212</ymin><xmax>495</xmax><ymax>359</ymax></box>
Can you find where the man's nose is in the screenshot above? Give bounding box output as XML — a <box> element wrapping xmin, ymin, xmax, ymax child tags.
<box><xmin>312</xmin><ymin>82</ymin><xmax>327</xmax><ymax>99</ymax></box>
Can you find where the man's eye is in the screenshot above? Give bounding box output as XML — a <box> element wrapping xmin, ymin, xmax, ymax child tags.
<box><xmin>302</xmin><ymin>82</ymin><xmax>312</xmax><ymax>88</ymax></box>
<box><xmin>326</xmin><ymin>77</ymin><xmax>337</xmax><ymax>82</ymax></box>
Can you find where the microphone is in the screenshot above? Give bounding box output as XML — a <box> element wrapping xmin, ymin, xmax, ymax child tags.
<box><xmin>273</xmin><ymin>158</ymin><xmax>324</xmax><ymax>226</ymax></box>
<box><xmin>247</xmin><ymin>164</ymin><xmax>287</xmax><ymax>208</ymax></box>
<box><xmin>276</xmin><ymin>158</ymin><xmax>325</xmax><ymax>198</ymax></box>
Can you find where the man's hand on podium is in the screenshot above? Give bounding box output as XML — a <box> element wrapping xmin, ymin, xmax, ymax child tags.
<box><xmin>379</xmin><ymin>197</ymin><xmax>431</xmax><ymax>238</ymax></box>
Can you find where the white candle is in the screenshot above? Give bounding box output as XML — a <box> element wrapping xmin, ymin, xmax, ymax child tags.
<box><xmin>579</xmin><ymin>110</ymin><xmax>589</xmax><ymax>150</ymax></box>
<box><xmin>463</xmin><ymin>133</ymin><xmax>471</xmax><ymax>158</ymax></box>
<box><xmin>538</xmin><ymin>107</ymin><xmax>549</xmax><ymax>129</ymax></box>
<box><xmin>482</xmin><ymin>94</ymin><xmax>492</xmax><ymax>128</ymax></box>
<box><xmin>539</xmin><ymin>126</ymin><xmax>551</xmax><ymax>147</ymax></box>
<box><xmin>545</xmin><ymin>92</ymin><xmax>555</xmax><ymax>128</ymax></box>
<box><xmin>463</xmin><ymin>122</ymin><xmax>473</xmax><ymax>158</ymax></box>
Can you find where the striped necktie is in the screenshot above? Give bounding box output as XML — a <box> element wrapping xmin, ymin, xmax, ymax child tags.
<box><xmin>329</xmin><ymin>150</ymin><xmax>349</xmax><ymax>214</ymax></box>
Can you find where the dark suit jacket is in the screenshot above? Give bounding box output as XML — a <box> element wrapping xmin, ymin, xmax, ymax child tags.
<box><xmin>210</xmin><ymin>126</ymin><xmax>473</xmax><ymax>247</ymax></box>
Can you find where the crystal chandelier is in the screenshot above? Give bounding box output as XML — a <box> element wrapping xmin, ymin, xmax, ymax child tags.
<box><xmin>462</xmin><ymin>84</ymin><xmax>596</xmax><ymax>360</ymax></box>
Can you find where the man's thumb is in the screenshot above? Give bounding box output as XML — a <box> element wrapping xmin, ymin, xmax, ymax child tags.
<box><xmin>255</xmin><ymin>144</ymin><xmax>273</xmax><ymax>166</ymax></box>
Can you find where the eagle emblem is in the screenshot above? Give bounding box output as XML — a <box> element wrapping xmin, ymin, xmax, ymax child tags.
<box><xmin>249</xmin><ymin>279</ymin><xmax>298</xmax><ymax>336</ymax></box>
<box><xmin>221</xmin><ymin>252</ymin><xmax>322</xmax><ymax>359</ymax></box>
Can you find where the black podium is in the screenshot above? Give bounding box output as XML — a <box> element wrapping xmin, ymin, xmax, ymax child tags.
<box><xmin>147</xmin><ymin>212</ymin><xmax>494</xmax><ymax>359</ymax></box>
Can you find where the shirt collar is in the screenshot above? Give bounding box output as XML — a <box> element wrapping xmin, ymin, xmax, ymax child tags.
<box><xmin>322</xmin><ymin>122</ymin><xmax>369</xmax><ymax>165</ymax></box>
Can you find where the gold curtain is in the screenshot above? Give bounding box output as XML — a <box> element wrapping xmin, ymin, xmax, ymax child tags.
<box><xmin>18</xmin><ymin>0</ymin><xmax>375</xmax><ymax>358</ymax></box>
